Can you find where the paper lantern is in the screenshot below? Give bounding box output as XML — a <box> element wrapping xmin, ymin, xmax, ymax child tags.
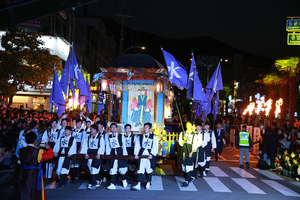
<box><xmin>101</xmin><ymin>80</ymin><xmax>108</xmax><ymax>92</ymax></box>
<box><xmin>155</xmin><ymin>81</ymin><xmax>163</xmax><ymax>93</ymax></box>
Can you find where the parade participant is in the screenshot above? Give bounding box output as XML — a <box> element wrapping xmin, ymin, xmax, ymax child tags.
<box><xmin>132</xmin><ymin>122</ymin><xmax>158</xmax><ymax>190</ymax></box>
<box><xmin>236</xmin><ymin>125</ymin><xmax>252</xmax><ymax>169</ymax></box>
<box><xmin>81</xmin><ymin>124</ymin><xmax>105</xmax><ymax>189</ymax></box>
<box><xmin>72</xmin><ymin>118</ymin><xmax>77</xmax><ymax>131</ymax></box>
<box><xmin>106</xmin><ymin>123</ymin><xmax>128</xmax><ymax>190</ymax></box>
<box><xmin>53</xmin><ymin>126</ymin><xmax>77</xmax><ymax>189</ymax></box>
<box><xmin>124</xmin><ymin>124</ymin><xmax>137</xmax><ymax>183</ymax></box>
<box><xmin>193</xmin><ymin>122</ymin><xmax>203</xmax><ymax>178</ymax></box>
<box><xmin>58</xmin><ymin>118</ymin><xmax>68</xmax><ymax>136</ymax></box>
<box><xmin>85</xmin><ymin>121</ymin><xmax>92</xmax><ymax>136</ymax></box>
<box><xmin>42</xmin><ymin>119</ymin><xmax>61</xmax><ymax>182</ymax></box>
<box><xmin>11</xmin><ymin>132</ymin><xmax>53</xmax><ymax>200</ymax></box>
<box><xmin>70</xmin><ymin>119</ymin><xmax>87</xmax><ymax>184</ymax></box>
<box><xmin>202</xmin><ymin>122</ymin><xmax>216</xmax><ymax>175</ymax></box>
<box><xmin>214</xmin><ymin>122</ymin><xmax>226</xmax><ymax>161</ymax></box>
<box><xmin>97</xmin><ymin>120</ymin><xmax>109</xmax><ymax>183</ymax></box>
<box><xmin>80</xmin><ymin>111</ymin><xmax>94</xmax><ymax>126</ymax></box>
<box><xmin>178</xmin><ymin>122</ymin><xmax>199</xmax><ymax>187</ymax></box>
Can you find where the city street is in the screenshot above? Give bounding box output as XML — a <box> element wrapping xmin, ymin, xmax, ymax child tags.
<box><xmin>2</xmin><ymin>146</ymin><xmax>300</xmax><ymax>200</ymax></box>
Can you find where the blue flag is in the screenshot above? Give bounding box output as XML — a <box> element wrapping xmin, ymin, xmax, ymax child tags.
<box><xmin>97</xmin><ymin>91</ymin><xmax>105</xmax><ymax>115</ymax></box>
<box><xmin>205</xmin><ymin>60</ymin><xmax>223</xmax><ymax>100</ymax></box>
<box><xmin>49</xmin><ymin>67</ymin><xmax>66</xmax><ymax>117</ymax></box>
<box><xmin>85</xmin><ymin>74</ymin><xmax>93</xmax><ymax>113</ymax></box>
<box><xmin>60</xmin><ymin>54</ymin><xmax>70</xmax><ymax>97</ymax></box>
<box><xmin>212</xmin><ymin>91</ymin><xmax>219</xmax><ymax>120</ymax></box>
<box><xmin>187</xmin><ymin>53</ymin><xmax>195</xmax><ymax>99</ymax></box>
<box><xmin>162</xmin><ymin>50</ymin><xmax>188</xmax><ymax>88</ymax></box>
<box><xmin>191</xmin><ymin>54</ymin><xmax>207</xmax><ymax>102</ymax></box>
<box><xmin>72</xmin><ymin>46</ymin><xmax>80</xmax><ymax>89</ymax></box>
<box><xmin>79</xmin><ymin>67</ymin><xmax>89</xmax><ymax>105</ymax></box>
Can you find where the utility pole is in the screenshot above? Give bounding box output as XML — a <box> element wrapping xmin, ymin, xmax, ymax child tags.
<box><xmin>117</xmin><ymin>0</ymin><xmax>132</xmax><ymax>55</ymax></box>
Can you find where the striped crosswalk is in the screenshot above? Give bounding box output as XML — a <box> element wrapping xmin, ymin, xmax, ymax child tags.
<box><xmin>44</xmin><ymin>165</ymin><xmax>300</xmax><ymax>197</ymax></box>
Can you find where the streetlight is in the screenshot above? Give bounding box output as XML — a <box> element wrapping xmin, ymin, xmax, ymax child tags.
<box><xmin>122</xmin><ymin>46</ymin><xmax>145</xmax><ymax>54</ymax></box>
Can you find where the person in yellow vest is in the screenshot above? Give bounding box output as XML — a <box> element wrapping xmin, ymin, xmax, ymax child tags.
<box><xmin>236</xmin><ymin>125</ymin><xmax>252</xmax><ymax>169</ymax></box>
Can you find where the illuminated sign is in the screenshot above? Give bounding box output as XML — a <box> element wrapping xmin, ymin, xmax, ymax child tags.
<box><xmin>17</xmin><ymin>20</ymin><xmax>42</xmax><ymax>29</ymax></box>
<box><xmin>287</xmin><ymin>33</ymin><xmax>300</xmax><ymax>45</ymax></box>
<box><xmin>286</xmin><ymin>19</ymin><xmax>300</xmax><ymax>32</ymax></box>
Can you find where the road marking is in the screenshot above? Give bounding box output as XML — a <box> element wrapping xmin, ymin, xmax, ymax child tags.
<box><xmin>230</xmin><ymin>167</ymin><xmax>256</xmax><ymax>178</ymax></box>
<box><xmin>253</xmin><ymin>168</ymin><xmax>284</xmax><ymax>180</ymax></box>
<box><xmin>261</xmin><ymin>179</ymin><xmax>300</xmax><ymax>197</ymax></box>
<box><xmin>232</xmin><ymin>178</ymin><xmax>265</xmax><ymax>194</ymax></box>
<box><xmin>204</xmin><ymin>177</ymin><xmax>231</xmax><ymax>192</ymax></box>
<box><xmin>149</xmin><ymin>176</ymin><xmax>164</xmax><ymax>190</ymax></box>
<box><xmin>218</xmin><ymin>155</ymin><xmax>228</xmax><ymax>161</ymax></box>
<box><xmin>218</xmin><ymin>155</ymin><xmax>257</xmax><ymax>163</ymax></box>
<box><xmin>290</xmin><ymin>181</ymin><xmax>300</xmax><ymax>188</ymax></box>
<box><xmin>45</xmin><ymin>182</ymin><xmax>58</xmax><ymax>189</ymax></box>
<box><xmin>175</xmin><ymin>176</ymin><xmax>197</xmax><ymax>191</ymax></box>
<box><xmin>210</xmin><ymin>166</ymin><xmax>229</xmax><ymax>177</ymax></box>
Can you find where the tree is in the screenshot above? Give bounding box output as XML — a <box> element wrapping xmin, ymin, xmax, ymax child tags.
<box><xmin>275</xmin><ymin>57</ymin><xmax>300</xmax><ymax>125</ymax></box>
<box><xmin>0</xmin><ymin>27</ymin><xmax>61</xmax><ymax>108</ymax></box>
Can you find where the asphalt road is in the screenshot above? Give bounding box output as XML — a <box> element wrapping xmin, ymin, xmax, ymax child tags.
<box><xmin>2</xmin><ymin>146</ymin><xmax>300</xmax><ymax>200</ymax></box>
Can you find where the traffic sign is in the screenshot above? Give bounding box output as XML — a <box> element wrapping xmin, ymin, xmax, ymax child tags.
<box><xmin>286</xmin><ymin>19</ymin><xmax>300</xmax><ymax>32</ymax></box>
<box><xmin>287</xmin><ymin>33</ymin><xmax>300</xmax><ymax>45</ymax></box>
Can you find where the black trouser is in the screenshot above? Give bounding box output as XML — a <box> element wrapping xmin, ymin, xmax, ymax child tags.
<box><xmin>268</xmin><ymin>150</ymin><xmax>277</xmax><ymax>169</ymax></box>
<box><xmin>137</xmin><ymin>173</ymin><xmax>152</xmax><ymax>183</ymax></box>
<box><xmin>90</xmin><ymin>174</ymin><xmax>101</xmax><ymax>185</ymax></box>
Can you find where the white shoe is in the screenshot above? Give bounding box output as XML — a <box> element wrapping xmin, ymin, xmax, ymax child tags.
<box><xmin>107</xmin><ymin>183</ymin><xmax>116</xmax><ymax>190</ymax></box>
<box><xmin>145</xmin><ymin>182</ymin><xmax>151</xmax><ymax>190</ymax></box>
<box><xmin>96</xmin><ymin>180</ymin><xmax>102</xmax><ymax>187</ymax></box>
<box><xmin>203</xmin><ymin>171</ymin><xmax>206</xmax><ymax>177</ymax></box>
<box><xmin>132</xmin><ymin>184</ymin><xmax>141</xmax><ymax>191</ymax></box>
<box><xmin>87</xmin><ymin>184</ymin><xmax>92</xmax><ymax>189</ymax></box>
<box><xmin>122</xmin><ymin>180</ymin><xmax>128</xmax><ymax>188</ymax></box>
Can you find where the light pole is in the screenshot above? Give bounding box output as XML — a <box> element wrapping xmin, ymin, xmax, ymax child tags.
<box><xmin>122</xmin><ymin>46</ymin><xmax>145</xmax><ymax>54</ymax></box>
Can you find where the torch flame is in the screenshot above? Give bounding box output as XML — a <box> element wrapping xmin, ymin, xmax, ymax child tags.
<box><xmin>243</xmin><ymin>102</ymin><xmax>255</xmax><ymax>115</ymax></box>
<box><xmin>265</xmin><ymin>99</ymin><xmax>273</xmax><ymax>116</ymax></box>
<box><xmin>275</xmin><ymin>98</ymin><xmax>283</xmax><ymax>118</ymax></box>
<box><xmin>255</xmin><ymin>98</ymin><xmax>264</xmax><ymax>115</ymax></box>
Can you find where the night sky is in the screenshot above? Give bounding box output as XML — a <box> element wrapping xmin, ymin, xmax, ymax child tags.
<box><xmin>97</xmin><ymin>0</ymin><xmax>300</xmax><ymax>59</ymax></box>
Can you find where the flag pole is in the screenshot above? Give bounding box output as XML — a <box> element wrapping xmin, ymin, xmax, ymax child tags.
<box><xmin>51</xmin><ymin>64</ymin><xmax>55</xmax><ymax>121</ymax></box>
<box><xmin>66</xmin><ymin>45</ymin><xmax>72</xmax><ymax>115</ymax></box>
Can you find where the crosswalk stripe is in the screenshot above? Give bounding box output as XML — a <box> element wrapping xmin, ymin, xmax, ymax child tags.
<box><xmin>78</xmin><ymin>181</ymin><xmax>130</xmax><ymax>190</ymax></box>
<box><xmin>253</xmin><ymin>168</ymin><xmax>284</xmax><ymax>180</ymax></box>
<box><xmin>204</xmin><ymin>177</ymin><xmax>231</xmax><ymax>192</ymax></box>
<box><xmin>210</xmin><ymin>166</ymin><xmax>229</xmax><ymax>177</ymax></box>
<box><xmin>261</xmin><ymin>180</ymin><xmax>300</xmax><ymax>197</ymax></box>
<box><xmin>45</xmin><ymin>182</ymin><xmax>58</xmax><ymax>189</ymax></box>
<box><xmin>230</xmin><ymin>167</ymin><xmax>256</xmax><ymax>178</ymax></box>
<box><xmin>78</xmin><ymin>182</ymin><xmax>88</xmax><ymax>189</ymax></box>
<box><xmin>232</xmin><ymin>178</ymin><xmax>265</xmax><ymax>194</ymax></box>
<box><xmin>149</xmin><ymin>176</ymin><xmax>164</xmax><ymax>190</ymax></box>
<box><xmin>290</xmin><ymin>181</ymin><xmax>300</xmax><ymax>188</ymax></box>
<box><xmin>175</xmin><ymin>176</ymin><xmax>197</xmax><ymax>191</ymax></box>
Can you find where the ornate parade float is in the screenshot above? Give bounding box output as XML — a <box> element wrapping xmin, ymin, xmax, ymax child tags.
<box><xmin>95</xmin><ymin>54</ymin><xmax>177</xmax><ymax>156</ymax></box>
